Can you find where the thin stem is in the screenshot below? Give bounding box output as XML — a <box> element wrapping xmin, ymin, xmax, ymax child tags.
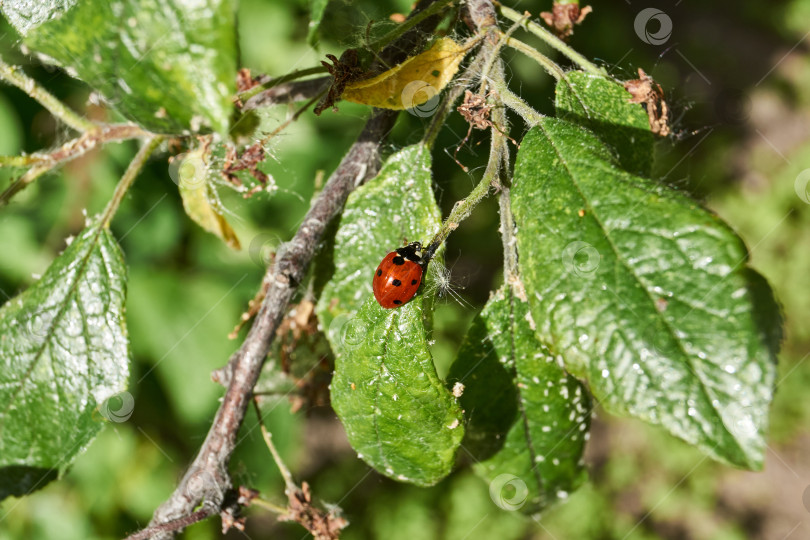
<box><xmin>478</xmin><ymin>15</ymin><xmax>527</xmax><ymax>94</ymax></box>
<box><xmin>252</xmin><ymin>389</ymin><xmax>298</xmax><ymax>397</ymax></box>
<box><xmin>501</xmin><ymin>33</ymin><xmax>564</xmax><ymax>80</ymax></box>
<box><xmin>370</xmin><ymin>0</ymin><xmax>455</xmax><ymax>52</ymax></box>
<box><xmin>484</xmin><ymin>57</ymin><xmax>520</xmax><ymax>288</ymax></box>
<box><xmin>124</xmin><ymin>509</ymin><xmax>213</xmax><ymax>540</ymax></box>
<box><xmin>0</xmin><ymin>166</ymin><xmax>49</xmax><ymax>206</ymax></box>
<box><xmin>422</xmin><ymin>88</ymin><xmax>462</xmax><ymax>150</ymax></box>
<box><xmin>256</xmin><ymin>89</ymin><xmax>325</xmax><ymax>147</ymax></box>
<box><xmin>428</xmin><ymin>75</ymin><xmax>509</xmax><ymax>250</ymax></box>
<box><xmin>426</xmin><ymin>0</ymin><xmax>513</xmax><ymax>253</ymax></box>
<box><xmin>422</xmin><ymin>42</ymin><xmax>492</xmax><ymax>149</ymax></box>
<box><xmin>0</xmin><ymin>154</ymin><xmax>41</xmax><ymax>168</ymax></box>
<box><xmin>0</xmin><ymin>57</ymin><xmax>96</xmax><ymax>132</ymax></box>
<box><xmin>237</xmin><ymin>66</ymin><xmax>328</xmax><ymax>103</ymax></box>
<box><xmin>486</xmin><ymin>66</ymin><xmax>519</xmax><ymax>287</ymax></box>
<box><xmin>428</xmin><ymin>161</ymin><xmax>494</xmax><ymax>249</ymax></box>
<box><xmin>252</xmin><ymin>398</ymin><xmax>297</xmax><ymax>494</ymax></box>
<box><xmin>251</xmin><ymin>498</ymin><xmax>288</xmax><ymax>514</ymax></box>
<box><xmin>494</xmin><ymin>80</ymin><xmax>545</xmax><ymax>125</ymax></box>
<box><xmin>100</xmin><ymin>136</ymin><xmax>163</xmax><ymax>228</ymax></box>
<box><xmin>0</xmin><ymin>123</ymin><xmax>150</xmax><ymax>208</ymax></box>
<box><xmin>495</xmin><ymin>3</ymin><xmax>606</xmax><ymax>76</ymax></box>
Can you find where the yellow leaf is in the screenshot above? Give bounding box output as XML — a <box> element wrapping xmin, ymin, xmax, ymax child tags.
<box><xmin>342</xmin><ymin>37</ymin><xmax>469</xmax><ymax>111</ymax></box>
<box><xmin>173</xmin><ymin>148</ymin><xmax>241</xmax><ymax>250</ymax></box>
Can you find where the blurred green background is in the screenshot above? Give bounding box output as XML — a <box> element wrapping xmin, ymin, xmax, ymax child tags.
<box><xmin>1</xmin><ymin>0</ymin><xmax>809</xmax><ymax>538</ymax></box>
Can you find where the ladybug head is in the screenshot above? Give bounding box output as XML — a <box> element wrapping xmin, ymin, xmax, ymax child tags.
<box><xmin>396</xmin><ymin>241</ymin><xmax>426</xmax><ymax>266</ymax></box>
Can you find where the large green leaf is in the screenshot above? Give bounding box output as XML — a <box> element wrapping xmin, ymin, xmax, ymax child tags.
<box><xmin>448</xmin><ymin>286</ymin><xmax>590</xmax><ymax>514</ymax></box>
<box><xmin>321</xmin><ymin>144</ymin><xmax>463</xmax><ymax>485</ymax></box>
<box><xmin>0</xmin><ymin>221</ymin><xmax>130</xmax><ymax>499</ymax></box>
<box><xmin>556</xmin><ymin>71</ymin><xmax>654</xmax><ymax>176</ymax></box>
<box><xmin>330</xmin><ymin>296</ymin><xmax>464</xmax><ymax>486</ymax></box>
<box><xmin>316</xmin><ymin>144</ymin><xmax>441</xmax><ymax>347</ymax></box>
<box><xmin>511</xmin><ymin>117</ymin><xmax>781</xmax><ymax>470</ymax></box>
<box><xmin>1</xmin><ymin>0</ymin><xmax>236</xmax><ymax>134</ymax></box>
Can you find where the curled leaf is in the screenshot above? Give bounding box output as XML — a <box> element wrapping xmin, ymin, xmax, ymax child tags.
<box><xmin>342</xmin><ymin>37</ymin><xmax>469</xmax><ymax>110</ymax></box>
<box><xmin>173</xmin><ymin>147</ymin><xmax>240</xmax><ymax>250</ymax></box>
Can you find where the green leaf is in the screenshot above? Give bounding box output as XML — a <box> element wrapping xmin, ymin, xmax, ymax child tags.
<box><xmin>316</xmin><ymin>144</ymin><xmax>441</xmax><ymax>347</ymax></box>
<box><xmin>556</xmin><ymin>71</ymin><xmax>654</xmax><ymax>176</ymax></box>
<box><xmin>511</xmin><ymin>117</ymin><xmax>781</xmax><ymax>470</ymax></box>
<box><xmin>0</xmin><ymin>221</ymin><xmax>130</xmax><ymax>499</ymax></box>
<box><xmin>307</xmin><ymin>0</ymin><xmax>330</xmax><ymax>47</ymax></box>
<box><xmin>321</xmin><ymin>143</ymin><xmax>462</xmax><ymax>485</ymax></box>
<box><xmin>330</xmin><ymin>296</ymin><xmax>464</xmax><ymax>486</ymax></box>
<box><xmin>448</xmin><ymin>286</ymin><xmax>590</xmax><ymax>513</ymax></box>
<box><xmin>1</xmin><ymin>0</ymin><xmax>237</xmax><ymax>134</ymax></box>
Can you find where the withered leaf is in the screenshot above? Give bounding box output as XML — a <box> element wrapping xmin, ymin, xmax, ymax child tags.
<box><xmin>342</xmin><ymin>37</ymin><xmax>469</xmax><ymax>110</ymax></box>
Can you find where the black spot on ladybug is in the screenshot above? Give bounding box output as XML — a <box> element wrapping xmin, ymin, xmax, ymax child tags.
<box><xmin>411</xmin><ymin>279</ymin><xmax>417</xmax><ymax>285</ymax></box>
<box><xmin>392</xmin><ymin>279</ymin><xmax>402</xmax><ymax>286</ymax></box>
<box><xmin>376</xmin><ymin>269</ymin><xmax>382</xmax><ymax>276</ymax></box>
<box><xmin>393</xmin><ymin>299</ymin><xmax>402</xmax><ymax>305</ymax></box>
<box><xmin>392</xmin><ymin>256</ymin><xmax>405</xmax><ymax>265</ymax></box>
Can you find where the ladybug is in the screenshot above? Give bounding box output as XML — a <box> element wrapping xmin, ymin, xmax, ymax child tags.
<box><xmin>373</xmin><ymin>241</ymin><xmax>428</xmax><ymax>309</ymax></box>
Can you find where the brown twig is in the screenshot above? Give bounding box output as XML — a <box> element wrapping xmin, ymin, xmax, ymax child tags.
<box><xmin>0</xmin><ymin>123</ymin><xmax>150</xmax><ymax>207</ymax></box>
<box><xmin>252</xmin><ymin>398</ymin><xmax>347</xmax><ymax>539</ymax></box>
<box><xmin>237</xmin><ymin>66</ymin><xmax>329</xmax><ymax>104</ymax></box>
<box><xmin>139</xmin><ymin>109</ymin><xmax>397</xmax><ymax>540</ymax></box>
<box><xmin>124</xmin><ymin>509</ymin><xmax>214</xmax><ymax>540</ymax></box>
<box><xmin>241</xmin><ymin>77</ymin><xmax>331</xmax><ymax>111</ymax></box>
<box><xmin>131</xmin><ymin>2</ymin><xmax>451</xmax><ymax>537</ymax></box>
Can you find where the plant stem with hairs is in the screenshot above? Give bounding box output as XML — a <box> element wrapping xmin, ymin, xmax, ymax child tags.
<box><xmin>237</xmin><ymin>66</ymin><xmax>329</xmax><ymax>103</ymax></box>
<box><xmin>495</xmin><ymin>2</ymin><xmax>606</xmax><ymax>76</ymax></box>
<box><xmin>0</xmin><ymin>123</ymin><xmax>151</xmax><ymax>207</ymax></box>
<box><xmin>0</xmin><ymin>56</ymin><xmax>96</xmax><ymax>132</ymax></box>
<box><xmin>426</xmin><ymin>2</ymin><xmax>511</xmax><ymax>256</ymax></box>
<box><xmin>100</xmin><ymin>136</ymin><xmax>164</xmax><ymax>227</ymax></box>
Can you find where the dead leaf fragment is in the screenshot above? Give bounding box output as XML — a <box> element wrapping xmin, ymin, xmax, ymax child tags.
<box><xmin>236</xmin><ymin>67</ymin><xmax>259</xmax><ymax>93</ymax></box>
<box><xmin>540</xmin><ymin>3</ymin><xmax>592</xmax><ymax>39</ymax></box>
<box><xmin>315</xmin><ymin>49</ymin><xmax>364</xmax><ymax>115</ymax></box>
<box><xmin>176</xmin><ymin>146</ymin><xmax>241</xmax><ymax>250</ymax></box>
<box><xmin>342</xmin><ymin>37</ymin><xmax>469</xmax><ymax>110</ymax></box>
<box><xmin>279</xmin><ymin>481</ymin><xmax>348</xmax><ymax>540</ymax></box>
<box><xmin>624</xmin><ymin>67</ymin><xmax>670</xmax><ymax>136</ymax></box>
<box><xmin>457</xmin><ymin>90</ymin><xmax>492</xmax><ymax>130</ymax></box>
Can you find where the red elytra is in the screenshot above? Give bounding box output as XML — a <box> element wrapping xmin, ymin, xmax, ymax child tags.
<box><xmin>372</xmin><ymin>242</ymin><xmax>426</xmax><ymax>309</ymax></box>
